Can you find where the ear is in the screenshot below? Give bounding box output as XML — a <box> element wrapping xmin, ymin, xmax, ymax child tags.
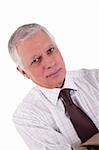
<box><xmin>16</xmin><ymin>66</ymin><xmax>30</xmax><ymax>79</ymax></box>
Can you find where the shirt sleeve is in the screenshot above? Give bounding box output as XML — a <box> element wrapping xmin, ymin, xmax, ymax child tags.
<box><xmin>13</xmin><ymin>104</ymin><xmax>72</xmax><ymax>150</ymax></box>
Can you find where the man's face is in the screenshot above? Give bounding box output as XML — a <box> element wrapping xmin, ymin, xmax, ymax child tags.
<box><xmin>16</xmin><ymin>31</ymin><xmax>66</xmax><ymax>88</ymax></box>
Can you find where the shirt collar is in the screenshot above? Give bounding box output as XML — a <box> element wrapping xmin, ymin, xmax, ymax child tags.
<box><xmin>62</xmin><ymin>71</ymin><xmax>77</xmax><ymax>90</ymax></box>
<box><xmin>37</xmin><ymin>71</ymin><xmax>77</xmax><ymax>105</ymax></box>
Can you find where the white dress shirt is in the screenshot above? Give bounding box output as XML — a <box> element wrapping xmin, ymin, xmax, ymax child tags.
<box><xmin>13</xmin><ymin>69</ymin><xmax>99</xmax><ymax>150</ymax></box>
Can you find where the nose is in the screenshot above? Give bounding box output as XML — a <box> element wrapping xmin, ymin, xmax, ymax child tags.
<box><xmin>43</xmin><ymin>56</ymin><xmax>56</xmax><ymax>69</ymax></box>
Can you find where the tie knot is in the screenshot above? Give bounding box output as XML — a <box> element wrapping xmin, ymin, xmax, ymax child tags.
<box><xmin>59</xmin><ymin>88</ymin><xmax>71</xmax><ymax>100</ymax></box>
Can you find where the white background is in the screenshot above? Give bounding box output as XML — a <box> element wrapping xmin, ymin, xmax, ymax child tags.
<box><xmin>0</xmin><ymin>0</ymin><xmax>99</xmax><ymax>149</ymax></box>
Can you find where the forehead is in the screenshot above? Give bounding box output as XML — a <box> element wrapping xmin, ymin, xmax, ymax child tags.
<box><xmin>16</xmin><ymin>31</ymin><xmax>53</xmax><ymax>55</ymax></box>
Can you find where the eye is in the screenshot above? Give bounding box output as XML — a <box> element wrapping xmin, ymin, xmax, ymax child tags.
<box><xmin>47</xmin><ymin>47</ymin><xmax>54</xmax><ymax>55</ymax></box>
<box><xmin>31</xmin><ymin>56</ymin><xmax>41</xmax><ymax>65</ymax></box>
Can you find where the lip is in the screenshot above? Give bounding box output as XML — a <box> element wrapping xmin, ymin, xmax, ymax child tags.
<box><xmin>46</xmin><ymin>68</ymin><xmax>62</xmax><ymax>78</ymax></box>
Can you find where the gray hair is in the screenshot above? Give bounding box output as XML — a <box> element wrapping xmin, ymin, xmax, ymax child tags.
<box><xmin>8</xmin><ymin>23</ymin><xmax>55</xmax><ymax>67</ymax></box>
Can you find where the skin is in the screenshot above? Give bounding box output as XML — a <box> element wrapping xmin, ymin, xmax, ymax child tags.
<box><xmin>16</xmin><ymin>31</ymin><xmax>66</xmax><ymax>88</ymax></box>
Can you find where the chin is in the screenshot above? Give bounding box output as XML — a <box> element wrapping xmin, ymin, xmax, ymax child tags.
<box><xmin>52</xmin><ymin>75</ymin><xmax>66</xmax><ymax>88</ymax></box>
<box><xmin>56</xmin><ymin>80</ymin><xmax>64</xmax><ymax>88</ymax></box>
<box><xmin>51</xmin><ymin>78</ymin><xmax>65</xmax><ymax>88</ymax></box>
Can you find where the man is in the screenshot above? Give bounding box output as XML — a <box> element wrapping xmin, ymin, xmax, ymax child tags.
<box><xmin>8</xmin><ymin>23</ymin><xmax>99</xmax><ymax>150</ymax></box>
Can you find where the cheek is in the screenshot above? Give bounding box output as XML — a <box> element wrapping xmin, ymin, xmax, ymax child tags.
<box><xmin>29</xmin><ymin>67</ymin><xmax>44</xmax><ymax>78</ymax></box>
<box><xmin>56</xmin><ymin>54</ymin><xmax>64</xmax><ymax>65</ymax></box>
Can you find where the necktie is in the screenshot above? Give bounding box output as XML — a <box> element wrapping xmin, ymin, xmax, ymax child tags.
<box><xmin>59</xmin><ymin>89</ymin><xmax>98</xmax><ymax>143</ymax></box>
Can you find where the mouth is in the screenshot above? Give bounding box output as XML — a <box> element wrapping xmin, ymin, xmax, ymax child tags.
<box><xmin>46</xmin><ymin>68</ymin><xmax>62</xmax><ymax>78</ymax></box>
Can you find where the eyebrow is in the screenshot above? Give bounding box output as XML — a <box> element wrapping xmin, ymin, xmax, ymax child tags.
<box><xmin>30</xmin><ymin>55</ymin><xmax>40</xmax><ymax>62</ymax></box>
<box><xmin>43</xmin><ymin>43</ymin><xmax>55</xmax><ymax>52</ymax></box>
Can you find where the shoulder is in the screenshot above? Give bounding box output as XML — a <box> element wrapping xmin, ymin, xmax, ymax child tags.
<box><xmin>68</xmin><ymin>69</ymin><xmax>99</xmax><ymax>90</ymax></box>
<box><xmin>68</xmin><ymin>68</ymin><xmax>99</xmax><ymax>79</ymax></box>
<box><xmin>12</xmin><ymin>87</ymin><xmax>43</xmax><ymax>124</ymax></box>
